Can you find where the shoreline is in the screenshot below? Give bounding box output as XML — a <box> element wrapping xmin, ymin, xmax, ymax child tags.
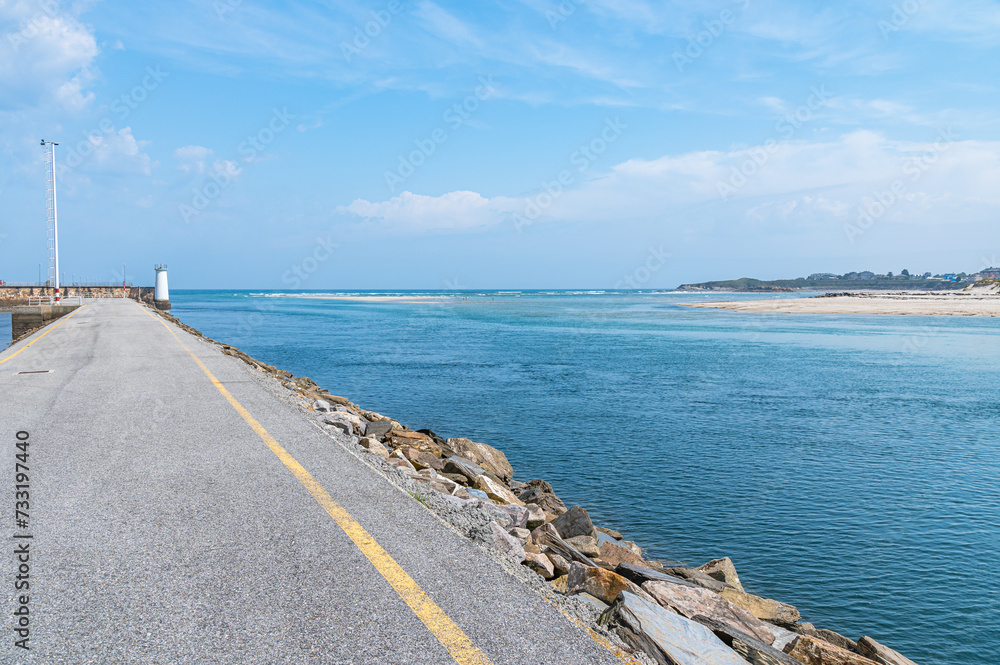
<box><xmin>146</xmin><ymin>303</ymin><xmax>924</xmax><ymax>665</ymax></box>
<box><xmin>687</xmin><ymin>289</ymin><xmax>1000</xmax><ymax>317</ymax></box>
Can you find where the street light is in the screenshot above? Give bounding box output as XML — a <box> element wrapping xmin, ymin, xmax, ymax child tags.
<box><xmin>41</xmin><ymin>139</ymin><xmax>60</xmax><ymax>303</ymax></box>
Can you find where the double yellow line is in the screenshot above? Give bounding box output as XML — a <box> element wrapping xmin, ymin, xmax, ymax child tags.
<box><xmin>142</xmin><ymin>306</ymin><xmax>493</xmax><ymax>665</ymax></box>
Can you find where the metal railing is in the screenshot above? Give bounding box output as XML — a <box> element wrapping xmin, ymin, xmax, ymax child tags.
<box><xmin>26</xmin><ymin>296</ymin><xmax>84</xmax><ymax>306</ymax></box>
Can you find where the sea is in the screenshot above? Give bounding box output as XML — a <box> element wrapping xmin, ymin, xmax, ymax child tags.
<box><xmin>15</xmin><ymin>291</ymin><xmax>1000</xmax><ymax>662</ymax></box>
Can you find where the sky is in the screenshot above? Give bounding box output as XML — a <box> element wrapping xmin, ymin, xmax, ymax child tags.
<box><xmin>1</xmin><ymin>0</ymin><xmax>999</xmax><ymax>289</ymax></box>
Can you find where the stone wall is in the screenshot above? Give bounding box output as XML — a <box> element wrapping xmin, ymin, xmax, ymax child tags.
<box><xmin>0</xmin><ymin>286</ymin><xmax>153</xmax><ymax>308</ymax></box>
<box><xmin>11</xmin><ymin>304</ymin><xmax>81</xmax><ymax>340</ymax></box>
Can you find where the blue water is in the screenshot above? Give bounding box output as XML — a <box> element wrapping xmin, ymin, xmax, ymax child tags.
<box><xmin>171</xmin><ymin>290</ymin><xmax>999</xmax><ymax>664</ymax></box>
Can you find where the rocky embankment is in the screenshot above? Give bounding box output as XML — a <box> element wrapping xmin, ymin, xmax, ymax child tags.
<box><xmin>151</xmin><ymin>307</ymin><xmax>920</xmax><ymax>665</ymax></box>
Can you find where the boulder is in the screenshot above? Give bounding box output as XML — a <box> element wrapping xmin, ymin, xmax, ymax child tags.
<box><xmin>525</xmin><ymin>504</ymin><xmax>546</xmax><ymax>530</ymax></box>
<box><xmin>596</xmin><ymin>526</ymin><xmax>623</xmax><ymax>540</ymax></box>
<box><xmin>359</xmin><ymin>438</ymin><xmax>390</xmax><ymax>458</ymax></box>
<box><xmin>520</xmin><ymin>478</ymin><xmax>554</xmax><ymax>494</ymax></box>
<box><xmin>387</xmin><ymin>431</ymin><xmax>443</xmax><ymax>457</ymax></box>
<box><xmin>534</xmin><ymin>531</ymin><xmax>598</xmax><ymax>567</ymax></box>
<box><xmin>621</xmin><ymin>541</ymin><xmax>643</xmax><ymax>557</ymax></box>
<box><xmin>523</xmin><ymin>552</ymin><xmax>555</xmax><ymax>579</ymax></box>
<box><xmin>615</xmin><ymin>563</ymin><xmax>700</xmax><ymax>588</ymax></box>
<box><xmin>364</xmin><ymin>420</ymin><xmax>394</xmax><ymax>440</ymax></box>
<box><xmin>530</xmin><ymin>522</ymin><xmax>559</xmax><ymax>543</ymax></box>
<box><xmin>551</xmin><ymin>505</ymin><xmax>597</xmax><ymax>540</ymax></box>
<box><xmin>599</xmin><ymin>591</ymin><xmax>749</xmax><ymax>665</ymax></box>
<box><xmin>598</xmin><ymin>541</ymin><xmax>645</xmax><ymax>567</ymax></box>
<box><xmin>386</xmin><ymin>458</ymin><xmax>416</xmax><ymax>473</ymax></box>
<box><xmin>523</xmin><ymin>541</ymin><xmax>541</xmax><ymax>555</ymax></box>
<box><xmin>524</xmin><ymin>552</ymin><xmax>556</xmax><ymax>580</ymax></box>
<box><xmin>565</xmin><ymin>535</ymin><xmax>601</xmax><ymax>558</ymax></box>
<box><xmin>666</xmin><ymin>567</ymin><xmax>727</xmax><ymax>593</ymax></box>
<box><xmin>698</xmin><ymin>557</ymin><xmax>744</xmax><ymax>592</ymax></box>
<box><xmin>323</xmin><ymin>416</ymin><xmax>353</xmax><ymax>436</ymax></box>
<box><xmin>813</xmin><ymin>630</ymin><xmax>859</xmax><ymax>654</ymax></box>
<box><xmin>785</xmin><ymin>636</ymin><xmax>879</xmax><ymax>665</ymax></box>
<box><xmin>473</xmin><ymin>475</ymin><xmax>524</xmax><ymax>506</ymax></box>
<box><xmin>402</xmin><ymin>448</ymin><xmax>444</xmax><ymax>471</ymax></box>
<box><xmin>313</xmin><ymin>399</ymin><xmax>332</xmax><ymax>412</ymax></box>
<box><xmin>466</xmin><ymin>488</ymin><xmax>489</xmax><ymax>501</ymax></box>
<box><xmin>472</xmin><ymin>500</ymin><xmax>527</xmax><ymax>530</ymax></box>
<box><xmin>719</xmin><ymin>588</ymin><xmax>801</xmax><ymax>625</ymax></box>
<box><xmin>508</xmin><ymin>527</ymin><xmax>531</xmax><ymax>542</ymax></box>
<box><xmin>547</xmin><ymin>552</ymin><xmax>571</xmax><ymax>577</ymax></box>
<box><xmin>857</xmin><ymin>637</ymin><xmax>919</xmax><ymax>665</ymax></box>
<box><xmin>577</xmin><ymin>592</ymin><xmax>611</xmax><ymax>612</ymax></box>
<box><xmin>569</xmin><ymin>567</ymin><xmax>639</xmax><ymax>605</ymax></box>
<box><xmin>642</xmin><ymin>580</ymin><xmax>776</xmax><ymax>645</ymax></box>
<box><xmin>698</xmin><ymin>616</ymin><xmax>802</xmax><ymax>665</ymax></box>
<box><xmin>517</xmin><ymin>488</ymin><xmax>567</xmax><ymax>515</ymax></box>
<box><xmin>445</xmin><ymin>437</ymin><xmax>513</xmax><ymax>482</ymax></box>
<box><xmin>485</xmin><ymin>521</ymin><xmax>525</xmax><ymax>563</ymax></box>
<box><xmin>443</xmin><ymin>457</ymin><xmax>487</xmax><ymax>484</ymax></box>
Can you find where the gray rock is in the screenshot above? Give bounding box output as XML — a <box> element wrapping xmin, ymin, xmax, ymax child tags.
<box><xmin>565</xmin><ymin>535</ymin><xmax>601</xmax><ymax>557</ymax></box>
<box><xmin>535</xmin><ymin>530</ymin><xmax>598</xmax><ymax>567</ymax></box>
<box><xmin>523</xmin><ymin>552</ymin><xmax>555</xmax><ymax>579</ymax></box>
<box><xmin>697</xmin><ymin>557</ymin><xmax>744</xmax><ymax>592</ymax></box>
<box><xmin>666</xmin><ymin>567</ymin><xmax>728</xmax><ymax>592</ymax></box>
<box><xmin>599</xmin><ymin>591</ymin><xmax>748</xmax><ymax>665</ymax></box>
<box><xmin>363</xmin><ymin>420</ymin><xmax>393</xmax><ymax>440</ymax></box>
<box><xmin>698</xmin><ymin>615</ymin><xmax>802</xmax><ymax>665</ymax></box>
<box><xmin>547</xmin><ymin>552</ymin><xmax>571</xmax><ymax>577</ymax></box>
<box><xmin>516</xmin><ymin>488</ymin><xmax>567</xmax><ymax>515</ymax></box>
<box><xmin>466</xmin><ymin>488</ymin><xmax>489</xmax><ymax>501</ymax></box>
<box><xmin>524</xmin><ymin>503</ymin><xmax>546</xmax><ymax>530</ymax></box>
<box><xmin>402</xmin><ymin>448</ymin><xmax>444</xmax><ymax>471</ymax></box>
<box><xmin>443</xmin><ymin>456</ymin><xmax>487</xmax><ymax>484</ymax></box>
<box><xmin>858</xmin><ymin>636</ymin><xmax>920</xmax><ymax>665</ymax></box>
<box><xmin>642</xmin><ymin>579</ymin><xmax>777</xmax><ymax>645</ymax></box>
<box><xmin>323</xmin><ymin>416</ymin><xmax>353</xmax><ymax>436</ymax></box>
<box><xmin>813</xmin><ymin>629</ymin><xmax>859</xmax><ymax>654</ymax></box>
<box><xmin>576</xmin><ymin>592</ymin><xmax>610</xmax><ymax>612</ymax></box>
<box><xmin>615</xmin><ymin>563</ymin><xmax>699</xmax><ymax>588</ymax></box>
<box><xmin>313</xmin><ymin>398</ymin><xmax>332</xmax><ymax>412</ymax></box>
<box><xmin>596</xmin><ymin>531</ymin><xmax>619</xmax><ymax>547</ymax></box>
<box><xmin>596</xmin><ymin>526</ymin><xmax>623</xmax><ymax>540</ymax></box>
<box><xmin>445</xmin><ymin>437</ymin><xmax>513</xmax><ymax>483</ymax></box>
<box><xmin>508</xmin><ymin>527</ymin><xmax>531</xmax><ymax>542</ymax></box>
<box><xmin>485</xmin><ymin>521</ymin><xmax>525</xmax><ymax>562</ymax></box>
<box><xmin>551</xmin><ymin>505</ymin><xmax>597</xmax><ymax>540</ymax></box>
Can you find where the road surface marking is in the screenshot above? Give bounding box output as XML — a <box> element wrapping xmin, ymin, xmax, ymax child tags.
<box><xmin>143</xmin><ymin>306</ymin><xmax>494</xmax><ymax>665</ymax></box>
<box><xmin>0</xmin><ymin>306</ymin><xmax>85</xmax><ymax>366</ymax></box>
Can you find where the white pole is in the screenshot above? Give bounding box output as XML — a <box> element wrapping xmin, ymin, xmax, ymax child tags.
<box><xmin>52</xmin><ymin>142</ymin><xmax>60</xmax><ymax>303</ymax></box>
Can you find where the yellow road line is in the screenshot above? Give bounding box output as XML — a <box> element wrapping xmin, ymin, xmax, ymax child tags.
<box><xmin>142</xmin><ymin>306</ymin><xmax>493</xmax><ymax>665</ymax></box>
<box><xmin>0</xmin><ymin>305</ymin><xmax>86</xmax><ymax>366</ymax></box>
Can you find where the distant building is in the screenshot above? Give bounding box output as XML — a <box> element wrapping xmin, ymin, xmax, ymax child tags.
<box><xmin>808</xmin><ymin>273</ymin><xmax>838</xmax><ymax>280</ymax></box>
<box><xmin>858</xmin><ymin>271</ymin><xmax>875</xmax><ymax>279</ymax></box>
<box><xmin>981</xmin><ymin>267</ymin><xmax>1000</xmax><ymax>279</ymax></box>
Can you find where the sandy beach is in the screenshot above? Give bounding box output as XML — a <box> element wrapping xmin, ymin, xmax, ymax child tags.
<box><xmin>687</xmin><ymin>287</ymin><xmax>1000</xmax><ymax>317</ymax></box>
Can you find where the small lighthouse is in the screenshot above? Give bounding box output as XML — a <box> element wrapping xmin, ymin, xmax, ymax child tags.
<box><xmin>154</xmin><ymin>264</ymin><xmax>170</xmax><ymax>310</ymax></box>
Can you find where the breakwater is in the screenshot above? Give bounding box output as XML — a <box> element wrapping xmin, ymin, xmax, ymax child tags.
<box><xmin>0</xmin><ymin>286</ymin><xmax>154</xmax><ymax>309</ymax></box>
<box><xmin>151</xmin><ymin>304</ymin><xmax>924</xmax><ymax>665</ymax></box>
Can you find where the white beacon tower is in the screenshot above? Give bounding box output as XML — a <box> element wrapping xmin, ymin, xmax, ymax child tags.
<box><xmin>154</xmin><ymin>264</ymin><xmax>170</xmax><ymax>310</ymax></box>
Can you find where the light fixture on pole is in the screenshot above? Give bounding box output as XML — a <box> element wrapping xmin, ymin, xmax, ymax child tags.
<box><xmin>41</xmin><ymin>139</ymin><xmax>60</xmax><ymax>303</ymax></box>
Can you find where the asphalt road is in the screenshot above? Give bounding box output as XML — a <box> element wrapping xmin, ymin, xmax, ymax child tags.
<box><xmin>0</xmin><ymin>299</ymin><xmax>621</xmax><ymax>665</ymax></box>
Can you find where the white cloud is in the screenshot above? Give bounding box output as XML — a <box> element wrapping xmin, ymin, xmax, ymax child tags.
<box><xmin>335</xmin><ymin>131</ymin><xmax>1000</xmax><ymax>236</ymax></box>
<box><xmin>175</xmin><ymin>145</ymin><xmax>213</xmax><ymax>174</ymax></box>
<box><xmin>0</xmin><ymin>2</ymin><xmax>100</xmax><ymax>110</ymax></box>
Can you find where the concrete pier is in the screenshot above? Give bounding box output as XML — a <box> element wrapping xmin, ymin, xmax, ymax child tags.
<box><xmin>0</xmin><ymin>299</ymin><xmax>618</xmax><ymax>664</ymax></box>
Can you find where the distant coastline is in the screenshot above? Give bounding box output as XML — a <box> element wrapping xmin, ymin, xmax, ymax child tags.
<box><xmin>687</xmin><ymin>284</ymin><xmax>1000</xmax><ymax>316</ymax></box>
